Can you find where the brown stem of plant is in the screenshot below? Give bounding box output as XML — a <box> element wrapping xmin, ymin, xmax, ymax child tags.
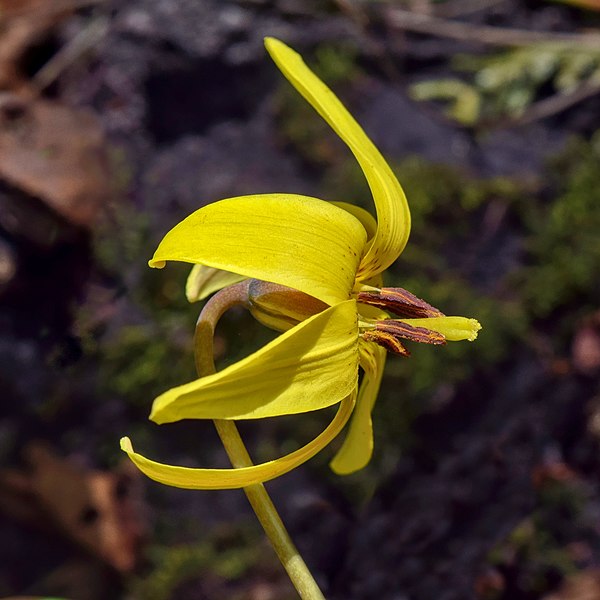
<box><xmin>383</xmin><ymin>6</ymin><xmax>600</xmax><ymax>49</ymax></box>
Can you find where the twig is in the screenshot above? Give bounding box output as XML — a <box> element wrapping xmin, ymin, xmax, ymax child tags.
<box><xmin>433</xmin><ymin>0</ymin><xmax>509</xmax><ymax>19</ymax></box>
<box><xmin>505</xmin><ymin>80</ymin><xmax>600</xmax><ymax>126</ymax></box>
<box><xmin>0</xmin><ymin>0</ymin><xmax>104</xmax><ymax>21</ymax></box>
<box><xmin>31</xmin><ymin>15</ymin><xmax>109</xmax><ymax>93</ymax></box>
<box><xmin>332</xmin><ymin>0</ymin><xmax>404</xmax><ymax>83</ymax></box>
<box><xmin>384</xmin><ymin>7</ymin><xmax>600</xmax><ymax>49</ymax></box>
<box><xmin>333</xmin><ymin>0</ymin><xmax>370</xmax><ymax>27</ymax></box>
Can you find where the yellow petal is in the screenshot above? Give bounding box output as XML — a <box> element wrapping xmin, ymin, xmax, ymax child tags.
<box><xmin>331</xmin><ymin>201</ymin><xmax>377</xmax><ymax>241</ymax></box>
<box><xmin>120</xmin><ymin>391</ymin><xmax>356</xmax><ymax>490</ymax></box>
<box><xmin>150</xmin><ymin>194</ymin><xmax>366</xmax><ymax>306</ymax></box>
<box><xmin>265</xmin><ymin>38</ymin><xmax>410</xmax><ymax>281</ymax></box>
<box><xmin>186</xmin><ymin>264</ymin><xmax>247</xmax><ymax>303</ymax></box>
<box><xmin>330</xmin><ymin>341</ymin><xmax>386</xmax><ymax>475</ymax></box>
<box><xmin>150</xmin><ymin>300</ymin><xmax>359</xmax><ymax>422</ymax></box>
<box><xmin>399</xmin><ymin>316</ymin><xmax>482</xmax><ymax>341</ymax></box>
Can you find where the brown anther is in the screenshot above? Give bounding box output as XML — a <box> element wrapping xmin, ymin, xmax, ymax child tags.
<box><xmin>362</xmin><ymin>330</ymin><xmax>410</xmax><ymax>356</ymax></box>
<box><xmin>358</xmin><ymin>287</ymin><xmax>444</xmax><ymax>318</ymax></box>
<box><xmin>377</xmin><ymin>320</ymin><xmax>446</xmax><ymax>345</ymax></box>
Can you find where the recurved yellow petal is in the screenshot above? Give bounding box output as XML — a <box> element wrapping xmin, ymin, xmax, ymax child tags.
<box><xmin>330</xmin><ymin>342</ymin><xmax>386</xmax><ymax>475</ymax></box>
<box><xmin>265</xmin><ymin>38</ymin><xmax>410</xmax><ymax>281</ymax></box>
<box><xmin>150</xmin><ymin>194</ymin><xmax>366</xmax><ymax>306</ymax></box>
<box><xmin>150</xmin><ymin>300</ymin><xmax>359</xmax><ymax>422</ymax></box>
<box><xmin>399</xmin><ymin>316</ymin><xmax>482</xmax><ymax>341</ymax></box>
<box><xmin>331</xmin><ymin>201</ymin><xmax>377</xmax><ymax>241</ymax></box>
<box><xmin>120</xmin><ymin>391</ymin><xmax>355</xmax><ymax>490</ymax></box>
<box><xmin>186</xmin><ymin>264</ymin><xmax>247</xmax><ymax>303</ymax></box>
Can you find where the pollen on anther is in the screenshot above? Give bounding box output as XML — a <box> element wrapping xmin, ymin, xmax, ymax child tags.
<box><xmin>362</xmin><ymin>330</ymin><xmax>410</xmax><ymax>356</ymax></box>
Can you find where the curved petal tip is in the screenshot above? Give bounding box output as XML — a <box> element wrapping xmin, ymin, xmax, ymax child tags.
<box><xmin>120</xmin><ymin>436</ymin><xmax>133</xmax><ymax>453</ymax></box>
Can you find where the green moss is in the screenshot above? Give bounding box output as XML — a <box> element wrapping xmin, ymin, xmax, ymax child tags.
<box><xmin>100</xmin><ymin>321</ymin><xmax>195</xmax><ymax>405</ymax></box>
<box><xmin>127</xmin><ymin>523</ymin><xmax>298</xmax><ymax>600</ymax></box>
<box><xmin>487</xmin><ymin>477</ymin><xmax>589</xmax><ymax>594</ymax></box>
<box><xmin>517</xmin><ymin>133</ymin><xmax>600</xmax><ymax>319</ymax></box>
<box><xmin>130</xmin><ymin>538</ymin><xmax>259</xmax><ymax>600</ymax></box>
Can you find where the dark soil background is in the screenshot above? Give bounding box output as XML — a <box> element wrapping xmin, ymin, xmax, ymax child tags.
<box><xmin>1</xmin><ymin>1</ymin><xmax>600</xmax><ymax>599</ymax></box>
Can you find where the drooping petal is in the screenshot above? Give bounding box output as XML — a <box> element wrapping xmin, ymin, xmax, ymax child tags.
<box><xmin>186</xmin><ymin>264</ymin><xmax>247</xmax><ymax>303</ymax></box>
<box><xmin>330</xmin><ymin>341</ymin><xmax>386</xmax><ymax>475</ymax></box>
<box><xmin>265</xmin><ymin>38</ymin><xmax>410</xmax><ymax>281</ymax></box>
<box><xmin>150</xmin><ymin>194</ymin><xmax>366</xmax><ymax>306</ymax></box>
<box><xmin>398</xmin><ymin>316</ymin><xmax>482</xmax><ymax>341</ymax></box>
<box><xmin>150</xmin><ymin>300</ymin><xmax>359</xmax><ymax>423</ymax></box>
<box><xmin>121</xmin><ymin>390</ymin><xmax>356</xmax><ymax>490</ymax></box>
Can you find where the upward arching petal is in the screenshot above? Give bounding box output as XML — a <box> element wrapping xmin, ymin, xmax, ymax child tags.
<box><xmin>150</xmin><ymin>194</ymin><xmax>366</xmax><ymax>306</ymax></box>
<box><xmin>265</xmin><ymin>38</ymin><xmax>411</xmax><ymax>281</ymax></box>
<box><xmin>331</xmin><ymin>201</ymin><xmax>377</xmax><ymax>241</ymax></box>
<box><xmin>150</xmin><ymin>300</ymin><xmax>359</xmax><ymax>423</ymax></box>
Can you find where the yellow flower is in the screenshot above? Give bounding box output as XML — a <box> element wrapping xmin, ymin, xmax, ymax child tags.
<box><xmin>120</xmin><ymin>38</ymin><xmax>480</xmax><ymax>489</ymax></box>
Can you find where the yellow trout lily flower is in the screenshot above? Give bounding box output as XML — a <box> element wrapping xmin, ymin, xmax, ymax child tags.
<box><xmin>120</xmin><ymin>38</ymin><xmax>481</xmax><ymax>488</ymax></box>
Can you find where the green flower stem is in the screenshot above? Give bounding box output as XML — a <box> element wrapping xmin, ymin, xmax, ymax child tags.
<box><xmin>195</xmin><ymin>281</ymin><xmax>326</xmax><ymax>600</ymax></box>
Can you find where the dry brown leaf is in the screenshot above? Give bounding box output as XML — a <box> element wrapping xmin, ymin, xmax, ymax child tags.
<box><xmin>532</xmin><ymin>461</ymin><xmax>577</xmax><ymax>489</ymax></box>
<box><xmin>474</xmin><ymin>567</ymin><xmax>505</xmax><ymax>598</ymax></box>
<box><xmin>0</xmin><ymin>442</ymin><xmax>147</xmax><ymax>572</ymax></box>
<box><xmin>544</xmin><ymin>569</ymin><xmax>600</xmax><ymax>600</ymax></box>
<box><xmin>0</xmin><ymin>95</ymin><xmax>111</xmax><ymax>227</ymax></box>
<box><xmin>0</xmin><ymin>0</ymin><xmax>78</xmax><ymax>90</ymax></box>
<box><xmin>572</xmin><ymin>312</ymin><xmax>600</xmax><ymax>375</ymax></box>
<box><xmin>552</xmin><ymin>0</ymin><xmax>600</xmax><ymax>11</ymax></box>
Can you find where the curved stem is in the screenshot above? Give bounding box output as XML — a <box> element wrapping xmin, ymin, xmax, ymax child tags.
<box><xmin>196</xmin><ymin>282</ymin><xmax>326</xmax><ymax>600</ymax></box>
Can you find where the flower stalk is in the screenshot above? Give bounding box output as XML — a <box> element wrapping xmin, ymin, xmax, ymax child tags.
<box><xmin>195</xmin><ymin>282</ymin><xmax>325</xmax><ymax>600</ymax></box>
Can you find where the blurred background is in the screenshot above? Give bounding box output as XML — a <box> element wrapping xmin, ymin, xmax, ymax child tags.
<box><xmin>1</xmin><ymin>0</ymin><xmax>600</xmax><ymax>599</ymax></box>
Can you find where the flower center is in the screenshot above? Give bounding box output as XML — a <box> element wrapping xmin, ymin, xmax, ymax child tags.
<box><xmin>246</xmin><ymin>279</ymin><xmax>457</xmax><ymax>358</ymax></box>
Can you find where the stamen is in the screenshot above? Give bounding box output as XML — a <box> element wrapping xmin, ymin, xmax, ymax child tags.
<box><xmin>376</xmin><ymin>320</ymin><xmax>446</xmax><ymax>345</ymax></box>
<box><xmin>358</xmin><ymin>287</ymin><xmax>444</xmax><ymax>318</ymax></box>
<box><xmin>359</xmin><ymin>315</ymin><xmax>447</xmax><ymax>355</ymax></box>
<box><xmin>361</xmin><ymin>330</ymin><xmax>409</xmax><ymax>356</ymax></box>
